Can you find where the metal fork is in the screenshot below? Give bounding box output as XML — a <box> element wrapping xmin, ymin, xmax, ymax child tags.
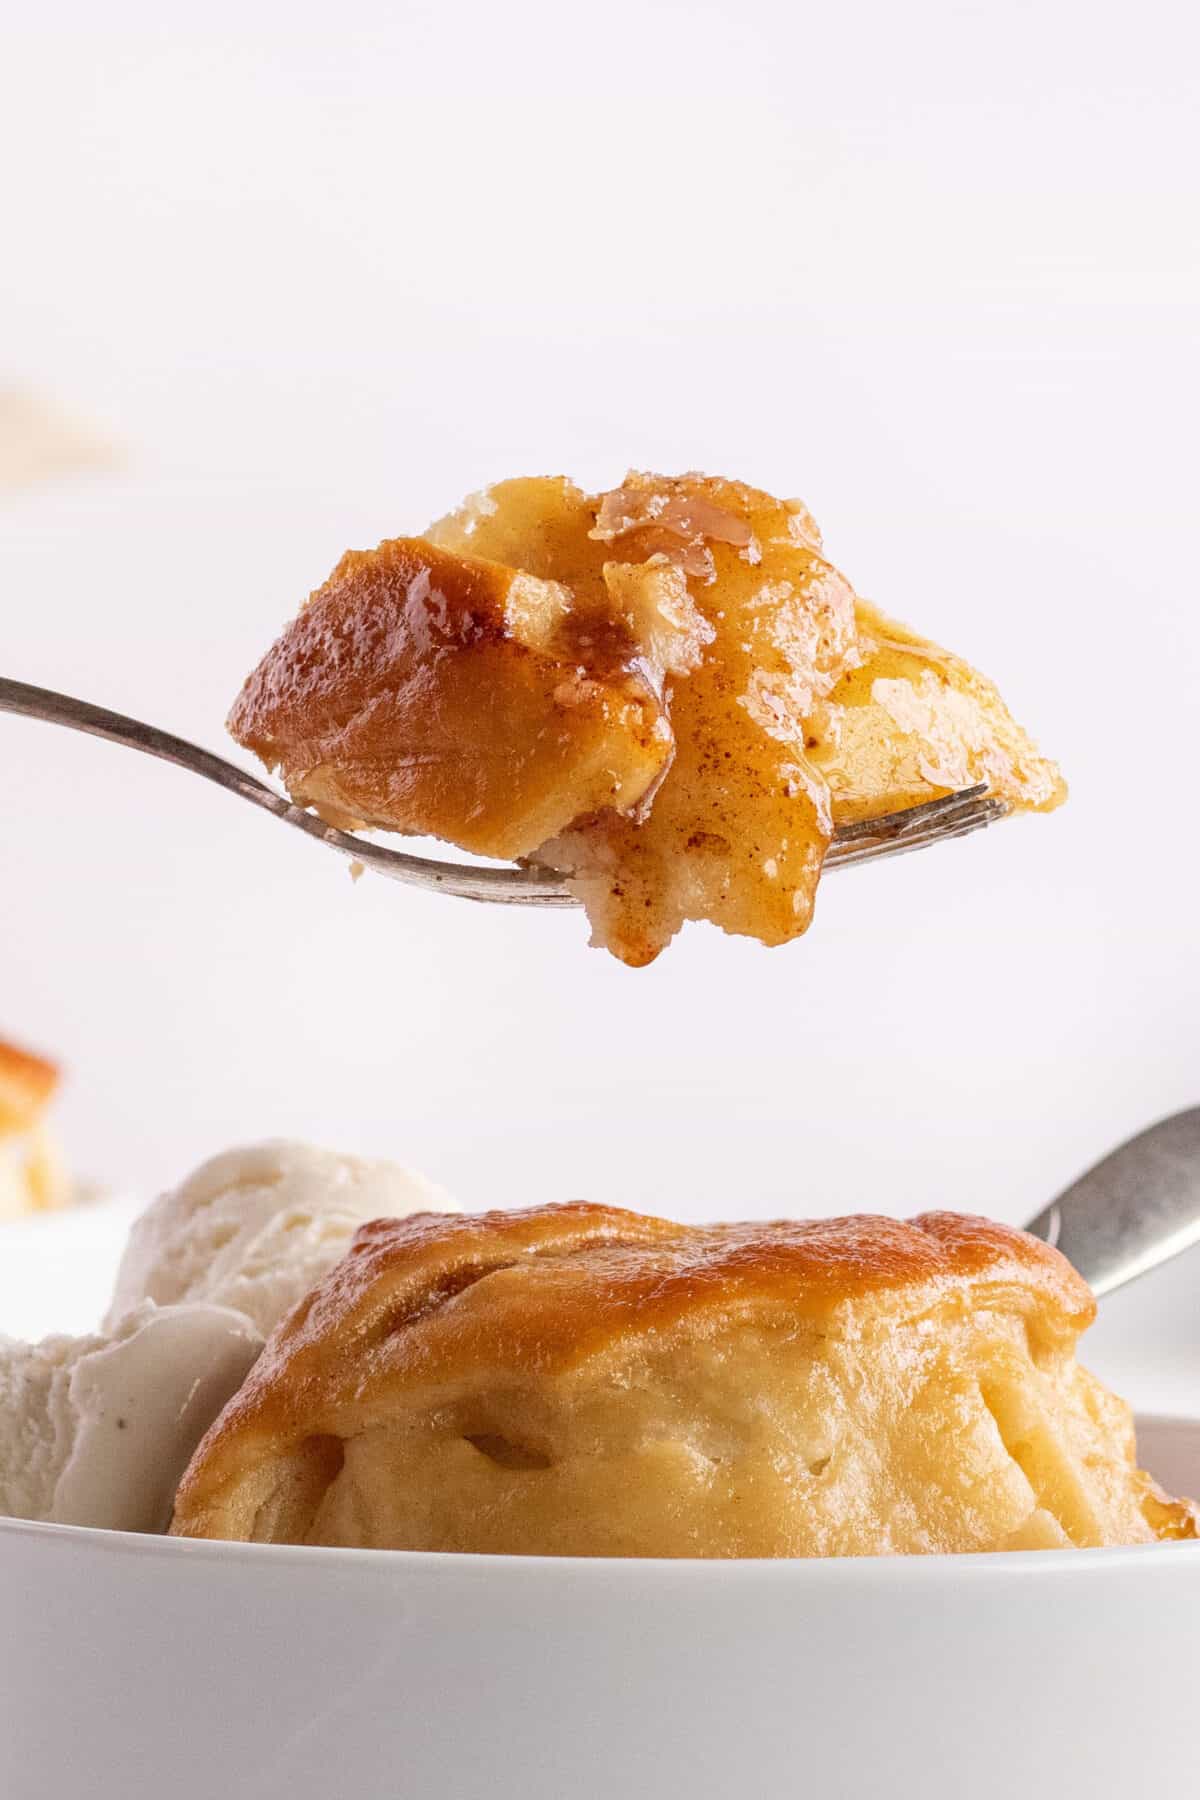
<box><xmin>1</xmin><ymin>677</ymin><xmax>1009</xmax><ymax>906</ymax></box>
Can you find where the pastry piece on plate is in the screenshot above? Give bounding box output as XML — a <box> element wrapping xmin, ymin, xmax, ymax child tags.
<box><xmin>0</xmin><ymin>1039</ymin><xmax>71</xmax><ymax>1220</ymax></box>
<box><xmin>171</xmin><ymin>1202</ymin><xmax>1194</xmax><ymax>1557</ymax></box>
<box><xmin>230</xmin><ymin>472</ymin><xmax>1064</xmax><ymax>963</ymax></box>
<box><xmin>0</xmin><ymin>385</ymin><xmax>118</xmax><ymax>491</ymax></box>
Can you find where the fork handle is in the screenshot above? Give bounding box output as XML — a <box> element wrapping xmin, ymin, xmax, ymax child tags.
<box><xmin>0</xmin><ymin>675</ymin><xmax>576</xmax><ymax>903</ymax></box>
<box><xmin>0</xmin><ymin>676</ymin><xmax>296</xmax><ymax>819</ymax></box>
<box><xmin>0</xmin><ymin>677</ymin><xmax>1004</xmax><ymax>907</ymax></box>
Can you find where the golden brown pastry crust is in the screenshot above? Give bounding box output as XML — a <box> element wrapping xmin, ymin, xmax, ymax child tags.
<box><xmin>171</xmin><ymin>1203</ymin><xmax>1194</xmax><ymax>1558</ymax></box>
<box><xmin>230</xmin><ymin>472</ymin><xmax>1064</xmax><ymax>964</ymax></box>
<box><xmin>0</xmin><ymin>1038</ymin><xmax>69</xmax><ymax>1218</ymax></box>
<box><xmin>228</xmin><ymin>536</ymin><xmax>674</xmax><ymax>861</ymax></box>
<box><xmin>0</xmin><ymin>1039</ymin><xmax>59</xmax><ymax>1136</ymax></box>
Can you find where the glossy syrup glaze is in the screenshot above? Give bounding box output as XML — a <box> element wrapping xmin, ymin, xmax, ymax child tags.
<box><xmin>431</xmin><ymin>473</ymin><xmax>1063</xmax><ymax>962</ymax></box>
<box><xmin>232</xmin><ymin>471</ymin><xmax>1065</xmax><ymax>963</ymax></box>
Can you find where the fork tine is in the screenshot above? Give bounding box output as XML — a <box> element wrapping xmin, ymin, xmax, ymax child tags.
<box><xmin>830</xmin><ymin>784</ymin><xmax>990</xmax><ymax>843</ymax></box>
<box><xmin>824</xmin><ymin>797</ymin><xmax>1009</xmax><ymax>869</ymax></box>
<box><xmin>344</xmin><ymin>787</ymin><xmax>1010</xmax><ymax>901</ymax></box>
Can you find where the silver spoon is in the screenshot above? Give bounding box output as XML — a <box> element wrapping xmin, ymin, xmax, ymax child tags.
<box><xmin>0</xmin><ymin>677</ymin><xmax>1009</xmax><ymax>905</ymax></box>
<box><xmin>1023</xmin><ymin>1107</ymin><xmax>1200</xmax><ymax>1296</ymax></box>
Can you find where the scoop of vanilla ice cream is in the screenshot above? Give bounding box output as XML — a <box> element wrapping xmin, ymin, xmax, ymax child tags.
<box><xmin>105</xmin><ymin>1139</ymin><xmax>454</xmax><ymax>1338</ymax></box>
<box><xmin>0</xmin><ymin>1302</ymin><xmax>261</xmax><ymax>1530</ymax></box>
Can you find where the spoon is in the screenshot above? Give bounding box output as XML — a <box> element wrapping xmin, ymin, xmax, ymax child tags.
<box><xmin>1023</xmin><ymin>1107</ymin><xmax>1200</xmax><ymax>1297</ymax></box>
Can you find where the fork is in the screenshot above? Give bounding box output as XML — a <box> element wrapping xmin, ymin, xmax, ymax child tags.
<box><xmin>1</xmin><ymin>676</ymin><xmax>1010</xmax><ymax>907</ymax></box>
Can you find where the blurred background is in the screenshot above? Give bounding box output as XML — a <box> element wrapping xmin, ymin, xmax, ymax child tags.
<box><xmin>2</xmin><ymin>1</ymin><xmax>1197</xmax><ymax>1403</ymax></box>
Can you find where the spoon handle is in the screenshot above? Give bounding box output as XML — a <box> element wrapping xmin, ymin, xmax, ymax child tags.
<box><xmin>1024</xmin><ymin>1107</ymin><xmax>1200</xmax><ymax>1298</ymax></box>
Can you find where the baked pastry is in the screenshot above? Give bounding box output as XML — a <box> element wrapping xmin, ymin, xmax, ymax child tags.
<box><xmin>0</xmin><ymin>1038</ymin><xmax>70</xmax><ymax>1220</ymax></box>
<box><xmin>228</xmin><ymin>535</ymin><xmax>683</xmax><ymax>861</ymax></box>
<box><xmin>229</xmin><ymin>472</ymin><xmax>1064</xmax><ymax>965</ymax></box>
<box><xmin>171</xmin><ymin>1202</ymin><xmax>1194</xmax><ymax>1557</ymax></box>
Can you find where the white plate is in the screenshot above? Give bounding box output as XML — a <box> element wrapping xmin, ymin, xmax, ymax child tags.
<box><xmin>1</xmin><ymin>1416</ymin><xmax>1196</xmax><ymax>1799</ymax></box>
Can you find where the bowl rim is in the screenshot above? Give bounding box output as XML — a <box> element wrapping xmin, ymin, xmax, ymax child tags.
<box><xmin>2</xmin><ymin>1513</ymin><xmax>1196</xmax><ymax>1583</ymax></box>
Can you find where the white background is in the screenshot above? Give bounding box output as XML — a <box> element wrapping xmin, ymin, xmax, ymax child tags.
<box><xmin>1</xmin><ymin>1</ymin><xmax>1197</xmax><ymax>1403</ymax></box>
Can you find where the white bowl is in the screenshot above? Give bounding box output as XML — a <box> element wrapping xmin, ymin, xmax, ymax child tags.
<box><xmin>2</xmin><ymin>1416</ymin><xmax>1197</xmax><ymax>1800</ymax></box>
